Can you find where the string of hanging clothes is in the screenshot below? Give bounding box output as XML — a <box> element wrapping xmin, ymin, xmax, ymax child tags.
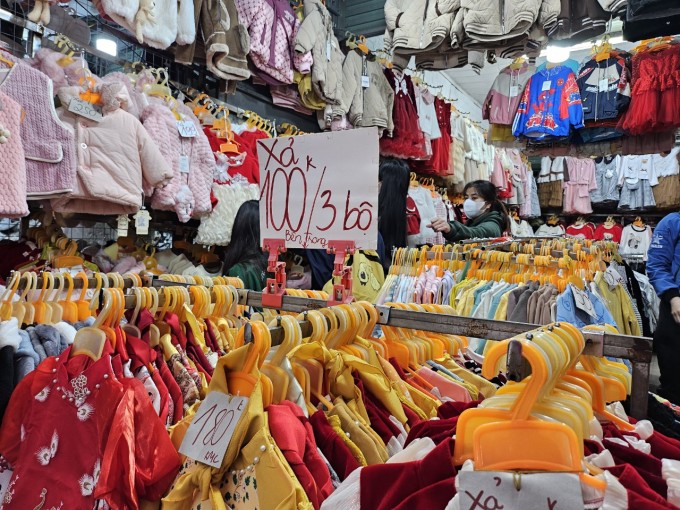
<box><xmin>1</xmin><ymin>269</ymin><xmax>654</xmax><ymax>417</ymax></box>
<box><xmin>0</xmin><ymin>271</ymin><xmax>668</xmax><ymax>510</ymax></box>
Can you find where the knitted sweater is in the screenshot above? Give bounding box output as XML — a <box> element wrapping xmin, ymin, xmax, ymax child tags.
<box><xmin>0</xmin><ymin>90</ymin><xmax>28</xmax><ymax>217</ymax></box>
<box><xmin>141</xmin><ymin>99</ymin><xmax>215</xmax><ymax>222</ymax></box>
<box><xmin>0</xmin><ymin>60</ymin><xmax>76</xmax><ymax>199</ymax></box>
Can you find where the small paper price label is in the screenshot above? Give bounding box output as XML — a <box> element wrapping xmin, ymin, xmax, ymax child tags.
<box><xmin>0</xmin><ymin>467</ymin><xmax>14</xmax><ymax>504</ymax></box>
<box><xmin>179</xmin><ymin>154</ymin><xmax>190</xmax><ymax>174</ymax></box>
<box><xmin>361</xmin><ymin>75</ymin><xmax>370</xmax><ymax>88</ymax></box>
<box><xmin>68</xmin><ymin>98</ymin><xmax>103</xmax><ymax>122</ymax></box>
<box><xmin>509</xmin><ymin>85</ymin><xmax>520</xmax><ymax>97</ymax></box>
<box><xmin>598</xmin><ymin>78</ymin><xmax>609</xmax><ymax>92</ymax></box>
<box><xmin>178</xmin><ymin>392</ymin><xmax>248</xmax><ymax>468</ymax></box>
<box><xmin>134</xmin><ymin>209</ymin><xmax>151</xmax><ymax>235</ymax></box>
<box><xmin>542</xmin><ymin>80</ymin><xmax>552</xmax><ymax>92</ymax></box>
<box><xmin>177</xmin><ymin>120</ymin><xmax>199</xmax><ymax>138</ymax></box>
<box><xmin>459</xmin><ymin>471</ymin><xmax>583</xmax><ymax>510</ymax></box>
<box><xmin>604</xmin><ymin>266</ymin><xmax>620</xmax><ymax>288</ymax></box>
<box><xmin>116</xmin><ymin>215</ymin><xmax>129</xmax><ymax>238</ymax></box>
<box><xmin>572</xmin><ymin>283</ymin><xmax>597</xmax><ymax>318</ymax></box>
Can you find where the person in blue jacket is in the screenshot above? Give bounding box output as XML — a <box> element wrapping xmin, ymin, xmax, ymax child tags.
<box><xmin>647</xmin><ymin>212</ymin><xmax>680</xmax><ymax>403</ymax></box>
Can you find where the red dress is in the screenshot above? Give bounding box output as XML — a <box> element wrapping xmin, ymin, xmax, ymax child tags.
<box><xmin>380</xmin><ymin>69</ymin><xmax>427</xmax><ymax>160</ymax></box>
<box><xmin>412</xmin><ymin>97</ymin><xmax>452</xmax><ymax>176</ymax></box>
<box><xmin>0</xmin><ymin>349</ymin><xmax>180</xmax><ymax>510</ymax></box>
<box><xmin>620</xmin><ymin>44</ymin><xmax>680</xmax><ymax>135</ymax></box>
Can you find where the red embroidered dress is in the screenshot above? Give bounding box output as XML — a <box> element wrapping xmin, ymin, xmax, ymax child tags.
<box><xmin>0</xmin><ymin>348</ymin><xmax>179</xmax><ymax>509</ymax></box>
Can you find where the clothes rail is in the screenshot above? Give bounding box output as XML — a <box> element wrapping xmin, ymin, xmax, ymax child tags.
<box><xmin>122</xmin><ymin>286</ymin><xmax>654</xmax><ymax>418</ymax></box>
<box><xmin>9</xmin><ymin>273</ymin><xmax>653</xmax><ymax>417</ymax></box>
<box><xmin>424</xmin><ymin>248</ymin><xmax>587</xmax><ymax>262</ymax></box>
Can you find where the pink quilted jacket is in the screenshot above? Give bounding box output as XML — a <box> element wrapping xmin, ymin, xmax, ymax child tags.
<box><xmin>51</xmin><ymin>84</ymin><xmax>172</xmax><ymax>215</ymax></box>
<box><xmin>141</xmin><ymin>98</ymin><xmax>215</xmax><ymax>222</ymax></box>
<box><xmin>235</xmin><ymin>0</ymin><xmax>313</xmax><ymax>85</ymax></box>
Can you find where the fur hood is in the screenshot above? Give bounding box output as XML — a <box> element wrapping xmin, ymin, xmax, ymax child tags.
<box><xmin>102</xmin><ymin>71</ymin><xmax>149</xmax><ymax>119</ymax></box>
<box><xmin>57</xmin><ymin>81</ymin><xmax>132</xmax><ymax>114</ymax></box>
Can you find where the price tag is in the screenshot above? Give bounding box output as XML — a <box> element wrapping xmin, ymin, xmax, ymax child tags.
<box><xmin>117</xmin><ymin>215</ymin><xmax>129</xmax><ymax>238</ymax></box>
<box><xmin>178</xmin><ymin>392</ymin><xmax>248</xmax><ymax>468</ymax></box>
<box><xmin>326</xmin><ymin>40</ymin><xmax>332</xmax><ymax>61</ymax></box>
<box><xmin>542</xmin><ymin>81</ymin><xmax>552</xmax><ymax>92</ymax></box>
<box><xmin>257</xmin><ymin>128</ymin><xmax>379</xmax><ymax>250</ymax></box>
<box><xmin>604</xmin><ymin>266</ymin><xmax>620</xmax><ymax>288</ymax></box>
<box><xmin>598</xmin><ymin>78</ymin><xmax>609</xmax><ymax>92</ymax></box>
<box><xmin>509</xmin><ymin>85</ymin><xmax>520</xmax><ymax>97</ymax></box>
<box><xmin>572</xmin><ymin>283</ymin><xmax>597</xmax><ymax>318</ymax></box>
<box><xmin>0</xmin><ymin>467</ymin><xmax>13</xmax><ymax>505</ymax></box>
<box><xmin>68</xmin><ymin>98</ymin><xmax>103</xmax><ymax>122</ymax></box>
<box><xmin>361</xmin><ymin>75</ymin><xmax>370</xmax><ymax>88</ymax></box>
<box><xmin>459</xmin><ymin>471</ymin><xmax>583</xmax><ymax>510</ymax></box>
<box><xmin>177</xmin><ymin>120</ymin><xmax>198</xmax><ymax>138</ymax></box>
<box><xmin>179</xmin><ymin>154</ymin><xmax>190</xmax><ymax>174</ymax></box>
<box><xmin>134</xmin><ymin>209</ymin><xmax>151</xmax><ymax>235</ymax></box>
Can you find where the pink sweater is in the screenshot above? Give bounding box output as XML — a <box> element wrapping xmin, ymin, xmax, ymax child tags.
<box><xmin>0</xmin><ymin>90</ymin><xmax>28</xmax><ymax>217</ymax></box>
<box><xmin>0</xmin><ymin>61</ymin><xmax>76</xmax><ymax>199</ymax></box>
<box><xmin>141</xmin><ymin>99</ymin><xmax>215</xmax><ymax>222</ymax></box>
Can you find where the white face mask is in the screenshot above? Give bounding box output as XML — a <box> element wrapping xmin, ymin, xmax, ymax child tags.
<box><xmin>464</xmin><ymin>198</ymin><xmax>487</xmax><ymax>219</ymax></box>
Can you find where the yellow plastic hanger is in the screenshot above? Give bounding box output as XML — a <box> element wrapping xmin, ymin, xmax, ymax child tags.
<box><xmin>263</xmin><ymin>316</ymin><xmax>302</xmax><ymax>403</ymax></box>
<box><xmin>78</xmin><ymin>76</ymin><xmax>101</xmax><ymax>105</ymax></box>
<box><xmin>48</xmin><ymin>272</ymin><xmax>64</xmax><ymax>324</ymax></box>
<box><xmin>0</xmin><ymin>272</ymin><xmax>20</xmax><ymax>321</ymax></box>
<box><xmin>454</xmin><ymin>337</ymin><xmax>582</xmax><ymax>471</ymax></box>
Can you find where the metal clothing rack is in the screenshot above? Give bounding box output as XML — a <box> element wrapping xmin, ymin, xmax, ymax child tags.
<box><xmin>12</xmin><ymin>273</ymin><xmax>651</xmax><ymax>417</ymax></box>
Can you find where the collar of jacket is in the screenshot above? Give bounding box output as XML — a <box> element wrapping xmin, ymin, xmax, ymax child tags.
<box><xmin>57</xmin><ymin>81</ymin><xmax>127</xmax><ymax>114</ymax></box>
<box><xmin>467</xmin><ymin>210</ymin><xmax>504</xmax><ymax>229</ymax></box>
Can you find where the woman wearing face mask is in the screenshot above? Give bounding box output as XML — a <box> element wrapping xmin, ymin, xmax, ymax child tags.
<box><xmin>428</xmin><ymin>180</ymin><xmax>510</xmax><ymax>241</ymax></box>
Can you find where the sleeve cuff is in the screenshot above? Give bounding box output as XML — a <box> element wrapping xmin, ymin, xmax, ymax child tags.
<box><xmin>662</xmin><ymin>289</ymin><xmax>680</xmax><ymax>304</ymax></box>
<box><xmin>443</xmin><ymin>223</ymin><xmax>458</xmax><ymax>241</ymax></box>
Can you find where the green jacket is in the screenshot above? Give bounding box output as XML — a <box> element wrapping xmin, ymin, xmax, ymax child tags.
<box><xmin>443</xmin><ymin>210</ymin><xmax>506</xmax><ymax>242</ymax></box>
<box><xmin>227</xmin><ymin>262</ymin><xmax>267</xmax><ymax>291</ymax></box>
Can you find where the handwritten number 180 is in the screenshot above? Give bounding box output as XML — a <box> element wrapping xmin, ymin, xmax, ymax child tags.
<box><xmin>191</xmin><ymin>403</ymin><xmax>235</xmax><ymax>447</ymax></box>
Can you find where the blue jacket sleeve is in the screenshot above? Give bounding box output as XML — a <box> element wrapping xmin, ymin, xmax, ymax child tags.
<box><xmin>565</xmin><ymin>72</ymin><xmax>585</xmax><ymax>129</ymax></box>
<box><xmin>647</xmin><ymin>214</ymin><xmax>680</xmax><ymax>302</ymax></box>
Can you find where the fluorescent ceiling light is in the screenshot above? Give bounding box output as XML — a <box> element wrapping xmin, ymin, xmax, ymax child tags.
<box><xmin>540</xmin><ymin>36</ymin><xmax>625</xmax><ymax>57</ymax></box>
<box><xmin>95</xmin><ymin>37</ymin><xmax>117</xmax><ymax>57</ymax></box>
<box><xmin>546</xmin><ymin>45</ymin><xmax>571</xmax><ymax>62</ymax></box>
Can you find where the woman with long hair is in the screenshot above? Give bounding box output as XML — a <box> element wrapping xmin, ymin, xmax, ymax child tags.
<box><xmin>429</xmin><ymin>180</ymin><xmax>510</xmax><ymax>241</ymax></box>
<box><xmin>222</xmin><ymin>200</ymin><xmax>268</xmax><ymax>291</ymax></box>
<box><xmin>378</xmin><ymin>158</ymin><xmax>410</xmax><ymax>260</ymax></box>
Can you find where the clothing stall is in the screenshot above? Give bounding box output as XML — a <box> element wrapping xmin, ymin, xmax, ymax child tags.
<box><xmin>1</xmin><ymin>0</ymin><xmax>680</xmax><ymax>508</ymax></box>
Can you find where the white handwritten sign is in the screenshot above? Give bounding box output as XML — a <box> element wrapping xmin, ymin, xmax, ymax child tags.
<box><xmin>571</xmin><ymin>284</ymin><xmax>597</xmax><ymax>318</ymax></box>
<box><xmin>459</xmin><ymin>471</ymin><xmax>583</xmax><ymax>510</ymax></box>
<box><xmin>257</xmin><ymin>128</ymin><xmax>379</xmax><ymax>250</ymax></box>
<box><xmin>178</xmin><ymin>392</ymin><xmax>248</xmax><ymax>468</ymax></box>
<box><xmin>177</xmin><ymin>120</ymin><xmax>199</xmax><ymax>138</ymax></box>
<box><xmin>68</xmin><ymin>98</ymin><xmax>103</xmax><ymax>122</ymax></box>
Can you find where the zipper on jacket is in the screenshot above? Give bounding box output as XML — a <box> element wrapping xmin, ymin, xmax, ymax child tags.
<box><xmin>500</xmin><ymin>0</ymin><xmax>506</xmax><ymax>34</ymax></box>
<box><xmin>595</xmin><ymin>66</ymin><xmax>600</xmax><ymax>122</ymax></box>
